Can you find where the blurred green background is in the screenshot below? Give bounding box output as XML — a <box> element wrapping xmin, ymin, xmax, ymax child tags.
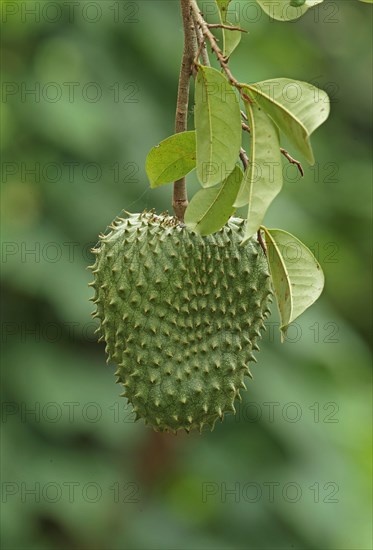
<box><xmin>1</xmin><ymin>1</ymin><xmax>372</xmax><ymax>549</ymax></box>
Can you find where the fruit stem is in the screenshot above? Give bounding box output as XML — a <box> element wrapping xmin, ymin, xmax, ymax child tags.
<box><xmin>173</xmin><ymin>0</ymin><xmax>198</xmax><ymax>222</ymax></box>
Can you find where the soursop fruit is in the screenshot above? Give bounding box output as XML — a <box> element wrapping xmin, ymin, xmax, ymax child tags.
<box><xmin>90</xmin><ymin>211</ymin><xmax>272</xmax><ymax>433</ymax></box>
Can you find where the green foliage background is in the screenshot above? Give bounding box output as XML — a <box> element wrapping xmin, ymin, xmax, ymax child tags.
<box><xmin>1</xmin><ymin>1</ymin><xmax>372</xmax><ymax>549</ymax></box>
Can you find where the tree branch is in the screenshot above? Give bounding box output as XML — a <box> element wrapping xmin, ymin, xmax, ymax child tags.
<box><xmin>173</xmin><ymin>0</ymin><xmax>198</xmax><ymax>222</ymax></box>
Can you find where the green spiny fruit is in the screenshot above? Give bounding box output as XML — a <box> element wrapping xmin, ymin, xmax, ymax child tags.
<box><xmin>89</xmin><ymin>211</ymin><xmax>272</xmax><ymax>433</ymax></box>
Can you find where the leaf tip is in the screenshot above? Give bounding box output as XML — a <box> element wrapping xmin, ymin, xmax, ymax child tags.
<box><xmin>280</xmin><ymin>325</ymin><xmax>288</xmax><ymax>343</ymax></box>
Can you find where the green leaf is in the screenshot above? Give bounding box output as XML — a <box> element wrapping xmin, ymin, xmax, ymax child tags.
<box><xmin>195</xmin><ymin>66</ymin><xmax>242</xmax><ymax>187</ymax></box>
<box><xmin>263</xmin><ymin>227</ymin><xmax>324</xmax><ymax>338</ymax></box>
<box><xmin>246</xmin><ymin>78</ymin><xmax>330</xmax><ymax>164</ymax></box>
<box><xmin>235</xmin><ymin>100</ymin><xmax>283</xmax><ymax>241</ymax></box>
<box><xmin>222</xmin><ymin>22</ymin><xmax>241</xmax><ymax>58</ymax></box>
<box><xmin>185</xmin><ymin>165</ymin><xmax>242</xmax><ymax>235</ymax></box>
<box><xmin>358</xmin><ymin>0</ymin><xmax>373</xmax><ymax>3</ymax></box>
<box><xmin>256</xmin><ymin>0</ymin><xmax>324</xmax><ymax>21</ymax></box>
<box><xmin>145</xmin><ymin>131</ymin><xmax>196</xmax><ymax>188</ymax></box>
<box><xmin>215</xmin><ymin>0</ymin><xmax>231</xmax><ymax>21</ymax></box>
<box><xmin>215</xmin><ymin>1</ymin><xmax>241</xmax><ymax>58</ymax></box>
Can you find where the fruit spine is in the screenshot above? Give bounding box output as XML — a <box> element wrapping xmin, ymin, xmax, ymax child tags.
<box><xmin>89</xmin><ymin>211</ymin><xmax>272</xmax><ymax>433</ymax></box>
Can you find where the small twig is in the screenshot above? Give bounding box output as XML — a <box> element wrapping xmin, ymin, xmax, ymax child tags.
<box><xmin>239</xmin><ymin>148</ymin><xmax>249</xmax><ymax>171</ymax></box>
<box><xmin>241</xmin><ymin>91</ymin><xmax>253</xmax><ymax>104</ymax></box>
<box><xmin>193</xmin><ymin>39</ymin><xmax>205</xmax><ymax>66</ymax></box>
<box><xmin>190</xmin><ymin>0</ymin><xmax>242</xmax><ymax>90</ymax></box>
<box><xmin>207</xmin><ymin>23</ymin><xmax>248</xmax><ymax>33</ymax></box>
<box><xmin>192</xmin><ymin>9</ymin><xmax>210</xmax><ymax>66</ymax></box>
<box><xmin>280</xmin><ymin>147</ymin><xmax>304</xmax><ymax>177</ymax></box>
<box><xmin>257</xmin><ymin>229</ymin><xmax>267</xmax><ymax>256</ymax></box>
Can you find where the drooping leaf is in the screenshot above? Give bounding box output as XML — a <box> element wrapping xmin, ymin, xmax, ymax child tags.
<box><xmin>263</xmin><ymin>227</ymin><xmax>324</xmax><ymax>338</ymax></box>
<box><xmin>215</xmin><ymin>1</ymin><xmax>241</xmax><ymax>58</ymax></box>
<box><xmin>246</xmin><ymin>78</ymin><xmax>330</xmax><ymax>164</ymax></box>
<box><xmin>146</xmin><ymin>131</ymin><xmax>196</xmax><ymax>188</ymax></box>
<box><xmin>195</xmin><ymin>65</ymin><xmax>242</xmax><ymax>187</ymax></box>
<box><xmin>256</xmin><ymin>0</ymin><xmax>324</xmax><ymax>21</ymax></box>
<box><xmin>222</xmin><ymin>22</ymin><xmax>241</xmax><ymax>58</ymax></box>
<box><xmin>185</xmin><ymin>165</ymin><xmax>242</xmax><ymax>235</ymax></box>
<box><xmin>235</xmin><ymin>100</ymin><xmax>283</xmax><ymax>241</ymax></box>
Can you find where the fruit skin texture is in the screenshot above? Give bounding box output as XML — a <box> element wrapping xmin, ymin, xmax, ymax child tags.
<box><xmin>90</xmin><ymin>211</ymin><xmax>272</xmax><ymax>433</ymax></box>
